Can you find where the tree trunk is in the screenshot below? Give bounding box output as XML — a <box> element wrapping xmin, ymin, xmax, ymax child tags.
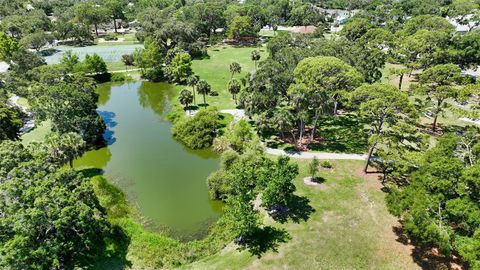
<box><xmin>69</xmin><ymin>159</ymin><xmax>73</xmax><ymax>169</ymax></box>
<box><xmin>432</xmin><ymin>114</ymin><xmax>438</xmax><ymax>132</ymax></box>
<box><xmin>113</xmin><ymin>19</ymin><xmax>117</xmax><ymax>33</ymax></box>
<box><xmin>310</xmin><ymin>110</ymin><xmax>321</xmax><ymax>142</ymax></box>
<box><xmin>398</xmin><ymin>73</ymin><xmax>404</xmax><ymax>90</ymax></box>
<box><xmin>94</xmin><ymin>23</ymin><xmax>99</xmax><ymax>37</ymax></box>
<box><xmin>299</xmin><ymin>120</ymin><xmax>304</xmax><ymax>142</ymax></box>
<box><xmin>333</xmin><ymin>100</ymin><xmax>338</xmax><ymax>115</ymax></box>
<box><xmin>203</xmin><ymin>93</ymin><xmax>206</xmax><ymax>106</ymax></box>
<box><xmin>432</xmin><ymin>99</ymin><xmax>441</xmax><ymax>132</ymax></box>
<box><xmin>364</xmin><ymin>144</ymin><xmax>375</xmax><ymax>173</ymax></box>
<box><xmin>192</xmin><ymin>86</ymin><xmax>196</xmax><ymax>105</ymax></box>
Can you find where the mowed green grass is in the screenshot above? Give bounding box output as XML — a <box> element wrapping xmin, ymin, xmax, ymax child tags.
<box><xmin>191</xmin><ymin>45</ymin><xmax>267</xmax><ymax>110</ymax></box>
<box><xmin>183</xmin><ymin>159</ymin><xmax>419</xmax><ymax>270</ymax></box>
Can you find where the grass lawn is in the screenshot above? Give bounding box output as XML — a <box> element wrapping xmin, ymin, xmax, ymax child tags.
<box><xmin>21</xmin><ymin>120</ymin><xmax>52</xmax><ymax>144</ymax></box>
<box><xmin>183</xmin><ymin>159</ymin><xmax>419</xmax><ymax>270</ymax></box>
<box><xmin>190</xmin><ymin>45</ymin><xmax>268</xmax><ymax>110</ymax></box>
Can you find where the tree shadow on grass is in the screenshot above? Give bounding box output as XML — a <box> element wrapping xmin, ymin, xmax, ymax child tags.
<box><xmin>78</xmin><ymin>168</ymin><xmax>104</xmax><ymax>178</ymax></box>
<box><xmin>392</xmin><ymin>225</ymin><xmax>466</xmax><ymax>270</ymax></box>
<box><xmin>269</xmin><ymin>195</ymin><xmax>315</xmax><ymax>224</ymax></box>
<box><xmin>241</xmin><ymin>226</ymin><xmax>291</xmax><ymax>258</ymax></box>
<box><xmin>88</xmin><ymin>225</ymin><xmax>132</xmax><ymax>270</ymax></box>
<box><xmin>310</xmin><ymin>114</ymin><xmax>369</xmax><ymax>153</ymax></box>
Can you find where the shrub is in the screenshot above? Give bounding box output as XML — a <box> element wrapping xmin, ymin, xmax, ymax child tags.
<box><xmin>103</xmin><ymin>34</ymin><xmax>118</xmax><ymax>41</ymax></box>
<box><xmin>172</xmin><ymin>107</ymin><xmax>221</xmax><ymax>149</ymax></box>
<box><xmin>122</xmin><ymin>54</ymin><xmax>134</xmax><ymax>66</ymax></box>
<box><xmin>209</xmin><ymin>91</ymin><xmax>219</xmax><ymax>96</ymax></box>
<box><xmin>142</xmin><ymin>67</ymin><xmax>164</xmax><ymax>82</ymax></box>
<box><xmin>321</xmin><ymin>160</ymin><xmax>333</xmax><ymax>169</ymax></box>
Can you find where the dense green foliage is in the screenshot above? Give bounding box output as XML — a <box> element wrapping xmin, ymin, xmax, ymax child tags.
<box><xmin>387</xmin><ymin>133</ymin><xmax>480</xmax><ymax>268</ymax></box>
<box><xmin>172</xmin><ymin>107</ymin><xmax>221</xmax><ymax>149</ymax></box>
<box><xmin>0</xmin><ymin>141</ymin><xmax>110</xmax><ymax>269</ymax></box>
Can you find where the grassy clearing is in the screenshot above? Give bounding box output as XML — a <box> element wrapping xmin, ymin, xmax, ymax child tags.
<box><xmin>191</xmin><ymin>45</ymin><xmax>268</xmax><ymax>110</ymax></box>
<box><xmin>184</xmin><ymin>159</ymin><xmax>419</xmax><ymax>270</ymax></box>
<box><xmin>21</xmin><ymin>120</ymin><xmax>52</xmax><ymax>144</ymax></box>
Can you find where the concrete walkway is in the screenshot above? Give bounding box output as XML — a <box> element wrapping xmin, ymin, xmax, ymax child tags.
<box><xmin>188</xmin><ymin>108</ymin><xmax>367</xmax><ymax>160</ymax></box>
<box><xmin>265</xmin><ymin>147</ymin><xmax>367</xmax><ymax>160</ymax></box>
<box><xmin>8</xmin><ymin>95</ymin><xmax>35</xmax><ymax>134</ymax></box>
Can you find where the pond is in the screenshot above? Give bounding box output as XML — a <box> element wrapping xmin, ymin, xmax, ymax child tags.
<box><xmin>43</xmin><ymin>44</ymin><xmax>143</xmax><ymax>64</ymax></box>
<box><xmin>74</xmin><ymin>81</ymin><xmax>223</xmax><ymax>240</ymax></box>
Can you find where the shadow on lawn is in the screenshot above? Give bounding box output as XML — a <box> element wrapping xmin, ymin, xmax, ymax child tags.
<box><xmin>269</xmin><ymin>195</ymin><xmax>316</xmax><ymax>224</ymax></box>
<box><xmin>310</xmin><ymin>114</ymin><xmax>369</xmax><ymax>153</ymax></box>
<box><xmin>392</xmin><ymin>226</ymin><xmax>466</xmax><ymax>270</ymax></box>
<box><xmin>241</xmin><ymin>226</ymin><xmax>291</xmax><ymax>258</ymax></box>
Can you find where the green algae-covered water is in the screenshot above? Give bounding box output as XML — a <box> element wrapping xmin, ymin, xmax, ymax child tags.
<box><xmin>74</xmin><ymin>81</ymin><xmax>222</xmax><ymax>239</ymax></box>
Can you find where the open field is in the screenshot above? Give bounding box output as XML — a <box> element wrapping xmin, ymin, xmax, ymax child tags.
<box><xmin>184</xmin><ymin>159</ymin><xmax>420</xmax><ymax>270</ymax></box>
<box><xmin>191</xmin><ymin>45</ymin><xmax>267</xmax><ymax>110</ymax></box>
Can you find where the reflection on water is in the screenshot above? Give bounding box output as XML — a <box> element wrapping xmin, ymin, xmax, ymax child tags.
<box><xmin>75</xmin><ymin>81</ymin><xmax>222</xmax><ymax>240</ymax></box>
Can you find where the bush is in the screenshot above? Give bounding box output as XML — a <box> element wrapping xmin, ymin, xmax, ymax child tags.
<box><xmin>172</xmin><ymin>107</ymin><xmax>221</xmax><ymax>149</ymax></box>
<box><xmin>320</xmin><ymin>160</ymin><xmax>333</xmax><ymax>169</ymax></box>
<box><xmin>122</xmin><ymin>54</ymin><xmax>134</xmax><ymax>66</ymax></box>
<box><xmin>142</xmin><ymin>67</ymin><xmax>164</xmax><ymax>82</ymax></box>
<box><xmin>103</xmin><ymin>34</ymin><xmax>118</xmax><ymax>41</ymax></box>
<box><xmin>209</xmin><ymin>91</ymin><xmax>219</xmax><ymax>96</ymax></box>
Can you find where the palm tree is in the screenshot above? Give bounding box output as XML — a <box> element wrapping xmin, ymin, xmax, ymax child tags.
<box><xmin>273</xmin><ymin>105</ymin><xmax>294</xmax><ymax>144</ymax></box>
<box><xmin>227</xmin><ymin>79</ymin><xmax>242</xmax><ymax>104</ymax></box>
<box><xmin>179</xmin><ymin>89</ymin><xmax>193</xmax><ymax>110</ymax></box>
<box><xmin>186</xmin><ymin>75</ymin><xmax>199</xmax><ymax>105</ymax></box>
<box><xmin>196</xmin><ymin>80</ymin><xmax>211</xmax><ymax>106</ymax></box>
<box><xmin>229</xmin><ymin>62</ymin><xmax>241</xmax><ymax>80</ymax></box>
<box><xmin>251</xmin><ymin>50</ymin><xmax>261</xmax><ymax>70</ymax></box>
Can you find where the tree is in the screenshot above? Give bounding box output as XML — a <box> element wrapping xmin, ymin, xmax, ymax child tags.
<box><xmin>227</xmin><ymin>16</ymin><xmax>257</xmax><ymax>40</ymax></box>
<box><xmin>228</xmin><ymin>79</ymin><xmax>242</xmax><ymax>104</ymax></box>
<box><xmin>44</xmin><ymin>132</ymin><xmax>86</xmax><ymax>168</ymax></box>
<box><xmin>386</xmin><ymin>134</ymin><xmax>480</xmax><ymax>267</ymax></box>
<box><xmin>340</xmin><ymin>18</ymin><xmax>372</xmax><ymax>42</ymax></box>
<box><xmin>294</xmin><ymin>56</ymin><xmax>363</xmax><ymax>115</ymax></box>
<box><xmin>74</xmin><ymin>1</ymin><xmax>109</xmax><ymax>37</ymax></box>
<box><xmin>187</xmin><ymin>75</ymin><xmax>199</xmax><ymax>105</ymax></box>
<box><xmin>0</xmin><ymin>103</ymin><xmax>23</xmax><ymax>141</ymax></box>
<box><xmin>165</xmin><ymin>52</ymin><xmax>192</xmax><ymax>83</ymax></box>
<box><xmin>121</xmin><ymin>54</ymin><xmax>134</xmax><ymax>66</ymax></box>
<box><xmin>251</xmin><ymin>50</ymin><xmax>261</xmax><ymax>70</ymax></box>
<box><xmin>223</xmin><ymin>193</ymin><xmax>259</xmax><ymax>242</ymax></box>
<box><xmin>417</xmin><ymin>64</ymin><xmax>463</xmax><ymax>132</ymax></box>
<box><xmin>83</xmin><ymin>53</ymin><xmax>107</xmax><ymax>74</ymax></box>
<box><xmin>30</xmin><ymin>80</ymin><xmax>105</xmax><ymax>145</ymax></box>
<box><xmin>351</xmin><ymin>83</ymin><xmax>417</xmax><ymax>172</ymax></box>
<box><xmin>309</xmin><ymin>157</ymin><xmax>320</xmax><ymax>180</ymax></box>
<box><xmin>172</xmin><ymin>107</ymin><xmax>220</xmax><ymax>149</ymax></box>
<box><xmin>105</xmin><ymin>0</ymin><xmax>126</xmax><ymax>33</ymax></box>
<box><xmin>20</xmin><ymin>31</ymin><xmax>52</xmax><ymax>52</ymax></box>
<box><xmin>196</xmin><ymin>79</ymin><xmax>211</xmax><ymax>105</ymax></box>
<box><xmin>0</xmin><ymin>164</ymin><xmax>110</xmax><ymax>269</ymax></box>
<box><xmin>141</xmin><ymin>37</ymin><xmax>163</xmax><ymax>68</ymax></box>
<box><xmin>229</xmin><ymin>62</ymin><xmax>242</xmax><ymax>80</ymax></box>
<box><xmin>0</xmin><ymin>32</ymin><xmax>20</xmax><ymax>61</ymax></box>
<box><xmin>262</xmin><ymin>156</ymin><xmax>299</xmax><ymax>209</ymax></box>
<box><xmin>60</xmin><ymin>50</ymin><xmax>80</xmax><ymax>73</ymax></box>
<box><xmin>390</xmin><ymin>67</ymin><xmax>410</xmax><ymax>90</ymax></box>
<box><xmin>178</xmin><ymin>89</ymin><xmax>193</xmax><ymax>110</ymax></box>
